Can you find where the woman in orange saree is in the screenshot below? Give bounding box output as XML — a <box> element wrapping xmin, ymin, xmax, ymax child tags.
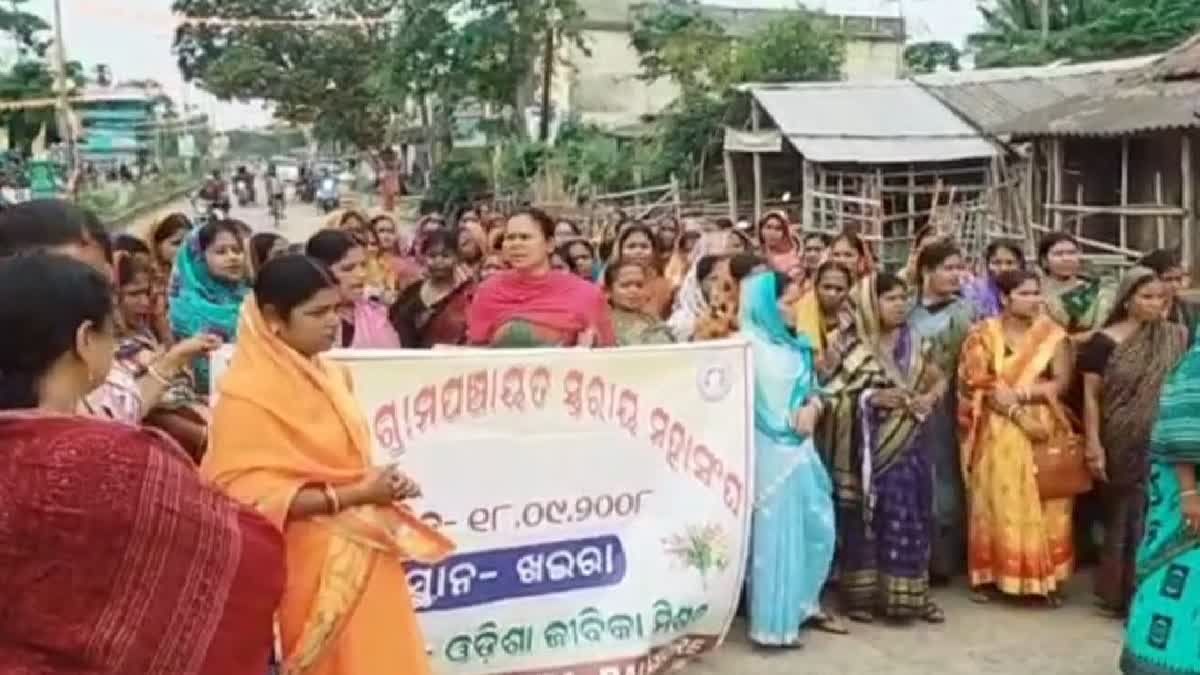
<box><xmin>957</xmin><ymin>270</ymin><xmax>1077</xmax><ymax>605</ymax></box>
<box><xmin>202</xmin><ymin>255</ymin><xmax>453</xmax><ymax>675</ymax></box>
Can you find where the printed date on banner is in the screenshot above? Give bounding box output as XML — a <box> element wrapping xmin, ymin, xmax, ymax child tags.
<box><xmin>407</xmin><ymin>535</ymin><xmax>626</xmax><ymax>612</ymax></box>
<box><xmin>461</xmin><ymin>490</ymin><xmax>654</xmax><ymax>534</ymax></box>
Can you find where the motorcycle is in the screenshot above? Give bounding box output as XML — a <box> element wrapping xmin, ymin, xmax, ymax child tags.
<box><xmin>191</xmin><ymin>195</ymin><xmax>228</xmax><ymax>227</ymax></box>
<box><xmin>234</xmin><ymin>177</ymin><xmax>256</xmax><ymax>206</ymax></box>
<box><xmin>298</xmin><ymin>177</ymin><xmax>316</xmax><ymax>203</ymax></box>
<box><xmin>316</xmin><ymin>176</ymin><xmax>339</xmax><ymax>213</ymax></box>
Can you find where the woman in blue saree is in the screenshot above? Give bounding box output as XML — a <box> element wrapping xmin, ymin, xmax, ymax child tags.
<box><xmin>740</xmin><ymin>271</ymin><xmax>837</xmax><ymax>646</ymax></box>
<box><xmin>1120</xmin><ymin>332</ymin><xmax>1200</xmax><ymax>674</ymax></box>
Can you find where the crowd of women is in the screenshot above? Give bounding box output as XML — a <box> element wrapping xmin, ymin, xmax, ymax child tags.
<box><xmin>0</xmin><ymin>197</ymin><xmax>1196</xmax><ymax>675</ymax></box>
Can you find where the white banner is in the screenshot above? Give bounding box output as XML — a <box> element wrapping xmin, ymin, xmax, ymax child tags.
<box><xmin>212</xmin><ymin>342</ymin><xmax>754</xmax><ymax>674</ymax></box>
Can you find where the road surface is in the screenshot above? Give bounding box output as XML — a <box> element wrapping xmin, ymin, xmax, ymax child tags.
<box><xmin>126</xmin><ymin>198</ymin><xmax>1125</xmax><ymax>674</ymax></box>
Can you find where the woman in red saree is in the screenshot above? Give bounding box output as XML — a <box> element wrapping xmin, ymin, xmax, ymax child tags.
<box><xmin>0</xmin><ymin>253</ymin><xmax>282</xmax><ymax>675</ymax></box>
<box><xmin>468</xmin><ymin>208</ymin><xmax>615</xmax><ymax>347</ymax></box>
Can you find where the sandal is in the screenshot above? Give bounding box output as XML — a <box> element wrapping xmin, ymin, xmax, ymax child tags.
<box><xmin>969</xmin><ymin>589</ymin><xmax>994</xmax><ymax>605</ymax></box>
<box><xmin>808</xmin><ymin>611</ymin><xmax>850</xmax><ymax>635</ymax></box>
<box><xmin>920</xmin><ymin>601</ymin><xmax>946</xmax><ymax>624</ymax></box>
<box><xmin>846</xmin><ymin>609</ymin><xmax>875</xmax><ymax>624</ymax></box>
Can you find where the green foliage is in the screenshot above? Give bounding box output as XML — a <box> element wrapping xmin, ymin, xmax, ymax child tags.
<box><xmin>386</xmin><ymin>0</ymin><xmax>586</xmax><ymax>142</ymax></box>
<box><xmin>629</xmin><ymin>2</ymin><xmax>730</xmax><ymax>92</ymax></box>
<box><xmin>0</xmin><ymin>1</ymin><xmax>84</xmax><ymax>156</ymax></box>
<box><xmin>905</xmin><ymin>41</ymin><xmax>962</xmax><ymax>74</ymax></box>
<box><xmin>969</xmin><ymin>0</ymin><xmax>1200</xmax><ymax>67</ymax></box>
<box><xmin>422</xmin><ymin>155</ymin><xmax>489</xmax><ymax>216</ymax></box>
<box><xmin>629</xmin><ymin>7</ymin><xmax>843</xmax><ymax>190</ymax></box>
<box><xmin>172</xmin><ymin>0</ymin><xmax>399</xmax><ymax>148</ymax></box>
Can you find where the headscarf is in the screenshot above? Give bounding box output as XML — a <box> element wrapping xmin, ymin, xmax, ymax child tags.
<box><xmin>740</xmin><ymin>272</ymin><xmax>815</xmax><ymax>441</ymax></box>
<box><xmin>853</xmin><ymin>274</ymin><xmax>923</xmax><ymax>392</ymax></box>
<box><xmin>664</xmin><ymin>218</ymin><xmax>703</xmax><ymax>288</ymax></box>
<box><xmin>467</xmin><ymin>269</ymin><xmax>615</xmax><ymax>346</ymax></box>
<box><xmin>458</xmin><ymin>219</ymin><xmax>489</xmax><ymax>275</ymax></box>
<box><xmin>794</xmin><ymin>290</ymin><xmax>829</xmax><ymax>359</ymax></box>
<box><xmin>757</xmin><ymin>210</ymin><xmax>802</xmax><ymax>274</ymax></box>
<box><xmin>1098</xmin><ymin>267</ymin><xmax>1189</xmax><ymax>487</ymax></box>
<box><xmin>168</xmin><ymin>227</ymin><xmax>248</xmax><ymax>392</ymax></box>
<box><xmin>668</xmin><ymin>231</ymin><xmax>742</xmax><ymax>340</ymax></box>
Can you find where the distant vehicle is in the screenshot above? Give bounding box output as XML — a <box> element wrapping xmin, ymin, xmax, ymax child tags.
<box><xmin>316</xmin><ymin>173</ymin><xmax>339</xmax><ymax>214</ymax></box>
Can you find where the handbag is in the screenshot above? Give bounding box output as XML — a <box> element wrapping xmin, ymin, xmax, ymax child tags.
<box><xmin>1029</xmin><ymin>404</ymin><xmax>1093</xmax><ymax>500</ymax></box>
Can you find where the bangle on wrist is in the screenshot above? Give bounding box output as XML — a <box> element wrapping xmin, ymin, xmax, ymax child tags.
<box><xmin>322</xmin><ymin>483</ymin><xmax>342</xmax><ymax>514</ymax></box>
<box><xmin>1181</xmin><ymin>489</ymin><xmax>1199</xmax><ymax>499</ymax></box>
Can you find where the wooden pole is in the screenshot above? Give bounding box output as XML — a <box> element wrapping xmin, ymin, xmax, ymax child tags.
<box><xmin>1120</xmin><ymin>138</ymin><xmax>1130</xmax><ymax>251</ymax></box>
<box><xmin>802</xmin><ymin>158</ymin><xmax>814</xmax><ymax>230</ymax></box>
<box><xmin>907</xmin><ymin>164</ymin><xmax>916</xmax><ymax>239</ymax></box>
<box><xmin>1050</xmin><ymin>138</ymin><xmax>1064</xmax><ymax>230</ymax></box>
<box><xmin>1182</xmin><ymin>134</ymin><xmax>1194</xmax><ymax>269</ymax></box>
<box><xmin>723</xmin><ymin>151</ymin><xmax>738</xmax><ymax>221</ymax></box>
<box><xmin>751</xmin><ymin>101</ymin><xmax>763</xmax><ymax>224</ymax></box>
<box><xmin>1156</xmin><ymin>171</ymin><xmax>1166</xmax><ymax>248</ymax></box>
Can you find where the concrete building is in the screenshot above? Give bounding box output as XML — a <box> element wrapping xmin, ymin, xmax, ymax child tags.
<box><xmin>561</xmin><ymin>0</ymin><xmax>906</xmax><ymax>130</ymax></box>
<box><xmin>75</xmin><ymin>84</ymin><xmax>159</xmax><ymax>167</ymax></box>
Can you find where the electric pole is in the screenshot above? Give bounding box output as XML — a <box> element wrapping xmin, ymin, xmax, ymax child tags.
<box><xmin>1041</xmin><ymin>0</ymin><xmax>1050</xmax><ymax>43</ymax></box>
<box><xmin>51</xmin><ymin>0</ymin><xmax>76</xmax><ymax>172</ymax></box>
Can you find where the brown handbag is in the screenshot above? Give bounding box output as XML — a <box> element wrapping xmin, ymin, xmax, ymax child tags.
<box><xmin>1029</xmin><ymin>404</ymin><xmax>1093</xmax><ymax>500</ymax></box>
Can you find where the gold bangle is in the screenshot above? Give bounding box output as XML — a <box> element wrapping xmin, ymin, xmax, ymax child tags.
<box><xmin>322</xmin><ymin>483</ymin><xmax>341</xmax><ymax>514</ymax></box>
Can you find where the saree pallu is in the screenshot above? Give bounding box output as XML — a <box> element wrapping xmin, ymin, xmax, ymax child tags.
<box><xmin>818</xmin><ymin>333</ymin><xmax>934</xmax><ymax>617</ymax></box>
<box><xmin>392</xmin><ymin>281</ymin><xmax>474</xmax><ymax>348</ymax></box>
<box><xmin>958</xmin><ymin>318</ymin><xmax>1075</xmax><ymax>596</ymax></box>
<box><xmin>741</xmin><ymin>273</ymin><xmax>835</xmax><ymax>646</ymax></box>
<box><xmin>0</xmin><ymin>413</ymin><xmax>283</xmax><ymax>675</ymax></box>
<box><xmin>612</xmin><ymin>307</ymin><xmax>674</xmax><ymax>346</ymax></box>
<box><xmin>1120</xmin><ymin>463</ymin><xmax>1200</xmax><ymax>675</ymax></box>
<box><xmin>205</xmin><ymin>298</ymin><xmax>453</xmax><ymax>675</ymax></box>
<box><xmin>910</xmin><ymin>297</ymin><xmax>977</xmax><ymax>579</ymax></box>
<box><xmin>467</xmin><ymin>270</ymin><xmax>615</xmax><ymax>347</ymax></box>
<box><xmin>1121</xmin><ymin>326</ymin><xmax>1200</xmax><ymax>674</ymax></box>
<box><xmin>1096</xmin><ymin>322</ymin><xmax>1188</xmax><ymax>612</ymax></box>
<box><xmin>1043</xmin><ymin>276</ymin><xmax>1114</xmax><ymax>335</ymax></box>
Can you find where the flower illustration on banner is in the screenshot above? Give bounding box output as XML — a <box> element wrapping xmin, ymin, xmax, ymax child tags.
<box><xmin>662</xmin><ymin>523</ymin><xmax>731</xmax><ymax>588</ymax></box>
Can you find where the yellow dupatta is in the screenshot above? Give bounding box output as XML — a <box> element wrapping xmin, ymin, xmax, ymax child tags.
<box><xmin>957</xmin><ymin>316</ymin><xmax>1067</xmax><ymax>480</ymax></box>
<box><xmin>203</xmin><ymin>297</ymin><xmax>453</xmax><ymax>674</ymax></box>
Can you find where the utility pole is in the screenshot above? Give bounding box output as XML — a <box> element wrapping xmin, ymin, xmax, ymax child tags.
<box><xmin>538</xmin><ymin>22</ymin><xmax>555</xmax><ymax>142</ymax></box>
<box><xmin>51</xmin><ymin>0</ymin><xmax>76</xmax><ymax>173</ymax></box>
<box><xmin>1041</xmin><ymin>0</ymin><xmax>1050</xmax><ymax>43</ymax></box>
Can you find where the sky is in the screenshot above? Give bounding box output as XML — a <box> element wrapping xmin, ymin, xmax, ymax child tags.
<box><xmin>25</xmin><ymin>0</ymin><xmax>983</xmax><ymax>130</ymax></box>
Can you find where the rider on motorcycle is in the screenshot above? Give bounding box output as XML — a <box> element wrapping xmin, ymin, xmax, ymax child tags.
<box><xmin>201</xmin><ymin>170</ymin><xmax>230</xmax><ymax>213</ymax></box>
<box><xmin>265</xmin><ymin>164</ymin><xmax>286</xmax><ymax>221</ymax></box>
<box><xmin>234</xmin><ymin>165</ymin><xmax>256</xmax><ymax>205</ymax></box>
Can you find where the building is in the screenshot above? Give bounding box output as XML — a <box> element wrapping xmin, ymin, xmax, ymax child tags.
<box><xmin>996</xmin><ymin>34</ymin><xmax>1200</xmax><ymax>270</ymax></box>
<box><xmin>75</xmin><ymin>84</ymin><xmax>159</xmax><ymax>168</ymax></box>
<box><xmin>722</xmin><ymin>80</ymin><xmax>1012</xmax><ymax>266</ymax></box>
<box><xmin>562</xmin><ymin>0</ymin><xmax>906</xmax><ymax>130</ymax></box>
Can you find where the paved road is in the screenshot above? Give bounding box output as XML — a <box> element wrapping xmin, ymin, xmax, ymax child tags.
<box><xmin>127</xmin><ymin>192</ymin><xmax>335</xmax><ymax>244</ymax></box>
<box><xmin>127</xmin><ymin>198</ymin><xmax>1125</xmax><ymax>674</ymax></box>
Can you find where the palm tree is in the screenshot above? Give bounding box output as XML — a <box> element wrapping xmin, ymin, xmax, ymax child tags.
<box><xmin>967</xmin><ymin>0</ymin><xmax>1104</xmax><ymax>67</ymax></box>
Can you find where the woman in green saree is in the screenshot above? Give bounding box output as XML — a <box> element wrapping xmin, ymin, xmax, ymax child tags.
<box><xmin>1039</xmin><ymin>232</ymin><xmax>1114</xmax><ymax>339</ymax></box>
<box><xmin>604</xmin><ymin>259</ymin><xmax>674</xmax><ymax>346</ymax></box>
<box><xmin>1120</xmin><ymin>331</ymin><xmax>1200</xmax><ymax>674</ymax></box>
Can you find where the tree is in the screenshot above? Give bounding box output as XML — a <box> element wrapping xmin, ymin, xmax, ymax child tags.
<box><xmin>968</xmin><ymin>0</ymin><xmax>1200</xmax><ymax>67</ymax></box>
<box><xmin>904</xmin><ymin>41</ymin><xmax>962</xmax><ymax>74</ymax></box>
<box><xmin>629</xmin><ymin>1</ymin><xmax>731</xmax><ymax>93</ymax></box>
<box><xmin>630</xmin><ymin>7</ymin><xmax>844</xmax><ymax>189</ymax></box>
<box><xmin>172</xmin><ymin>0</ymin><xmax>400</xmax><ymax>149</ymax></box>
<box><xmin>386</xmin><ymin>0</ymin><xmax>585</xmax><ymax>151</ymax></box>
<box><xmin>0</xmin><ymin>0</ymin><xmax>49</xmax><ymax>57</ymax></box>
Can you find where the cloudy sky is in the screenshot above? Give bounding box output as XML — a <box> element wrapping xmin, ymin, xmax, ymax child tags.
<box><xmin>26</xmin><ymin>0</ymin><xmax>984</xmax><ymax>130</ymax></box>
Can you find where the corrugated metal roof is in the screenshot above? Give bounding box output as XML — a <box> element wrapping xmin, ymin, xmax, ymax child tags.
<box><xmin>915</xmin><ymin>56</ymin><xmax>1157</xmax><ymax>134</ymax></box>
<box><xmin>996</xmin><ymin>34</ymin><xmax>1200</xmax><ymax>138</ymax></box>
<box><xmin>746</xmin><ymin>80</ymin><xmax>998</xmax><ymax>163</ymax></box>
<box><xmin>999</xmin><ymin>79</ymin><xmax>1200</xmax><ymax>138</ymax></box>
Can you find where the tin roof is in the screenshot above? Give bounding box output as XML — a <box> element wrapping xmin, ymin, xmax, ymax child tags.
<box><xmin>997</xmin><ymin>33</ymin><xmax>1200</xmax><ymax>138</ymax></box>
<box><xmin>743</xmin><ymin>79</ymin><xmax>998</xmax><ymax>163</ymax></box>
<box><xmin>914</xmin><ymin>56</ymin><xmax>1157</xmax><ymax>135</ymax></box>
